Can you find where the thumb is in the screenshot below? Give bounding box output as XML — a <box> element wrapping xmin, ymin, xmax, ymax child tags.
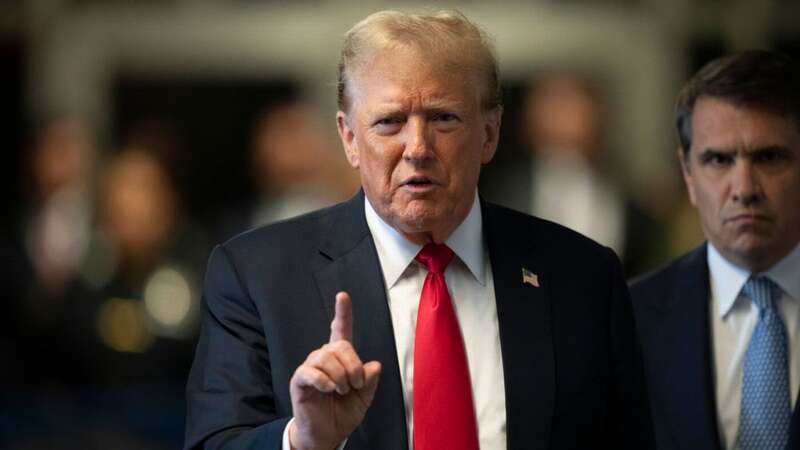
<box><xmin>359</xmin><ymin>361</ymin><xmax>382</xmax><ymax>404</ymax></box>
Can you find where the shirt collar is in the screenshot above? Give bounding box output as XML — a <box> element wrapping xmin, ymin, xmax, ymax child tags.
<box><xmin>708</xmin><ymin>241</ymin><xmax>800</xmax><ymax>319</ymax></box>
<box><xmin>763</xmin><ymin>243</ymin><xmax>800</xmax><ymax>303</ymax></box>
<box><xmin>707</xmin><ymin>242</ymin><xmax>751</xmax><ymax>319</ymax></box>
<box><xmin>443</xmin><ymin>193</ymin><xmax>486</xmax><ymax>286</ymax></box>
<box><xmin>364</xmin><ymin>192</ymin><xmax>486</xmax><ymax>288</ymax></box>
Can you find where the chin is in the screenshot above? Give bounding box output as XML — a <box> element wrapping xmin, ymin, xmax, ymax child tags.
<box><xmin>389</xmin><ymin>208</ymin><xmax>441</xmax><ymax>237</ymax></box>
<box><xmin>399</xmin><ymin>211</ymin><xmax>436</xmax><ymax>231</ymax></box>
<box><xmin>737</xmin><ymin>230</ymin><xmax>774</xmax><ymax>247</ymax></box>
<box><xmin>400</xmin><ymin>199</ymin><xmax>440</xmax><ymax>218</ymax></box>
<box><xmin>732</xmin><ymin>241</ymin><xmax>776</xmax><ymax>265</ymax></box>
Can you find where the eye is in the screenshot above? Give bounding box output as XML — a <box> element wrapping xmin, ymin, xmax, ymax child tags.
<box><xmin>700</xmin><ymin>151</ymin><xmax>734</xmax><ymax>167</ymax></box>
<box><xmin>429</xmin><ymin>111</ymin><xmax>461</xmax><ymax>132</ymax></box>
<box><xmin>753</xmin><ymin>148</ymin><xmax>791</xmax><ymax>164</ymax></box>
<box><xmin>375</xmin><ymin>117</ymin><xmax>401</xmax><ymax>125</ymax></box>
<box><xmin>431</xmin><ymin>112</ymin><xmax>458</xmax><ymax>122</ymax></box>
<box><xmin>372</xmin><ymin>116</ymin><xmax>405</xmax><ymax>135</ymax></box>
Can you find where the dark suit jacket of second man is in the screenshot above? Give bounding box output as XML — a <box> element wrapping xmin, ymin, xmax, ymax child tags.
<box><xmin>631</xmin><ymin>244</ymin><xmax>800</xmax><ymax>450</ymax></box>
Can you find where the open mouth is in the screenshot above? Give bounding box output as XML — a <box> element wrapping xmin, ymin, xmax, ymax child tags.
<box><xmin>401</xmin><ymin>176</ymin><xmax>438</xmax><ymax>191</ymax></box>
<box><xmin>404</xmin><ymin>176</ymin><xmax>433</xmax><ymax>186</ymax></box>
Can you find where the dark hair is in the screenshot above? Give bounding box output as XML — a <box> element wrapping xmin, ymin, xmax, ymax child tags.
<box><xmin>675</xmin><ymin>50</ymin><xmax>800</xmax><ymax>158</ymax></box>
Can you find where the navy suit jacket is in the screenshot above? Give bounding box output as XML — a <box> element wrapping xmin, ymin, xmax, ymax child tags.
<box><xmin>630</xmin><ymin>244</ymin><xmax>800</xmax><ymax>450</ymax></box>
<box><xmin>185</xmin><ymin>191</ymin><xmax>654</xmax><ymax>449</ymax></box>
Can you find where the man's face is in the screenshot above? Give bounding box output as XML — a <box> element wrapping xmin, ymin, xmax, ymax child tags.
<box><xmin>682</xmin><ymin>96</ymin><xmax>800</xmax><ymax>271</ymax></box>
<box><xmin>337</xmin><ymin>47</ymin><xmax>501</xmax><ymax>244</ymax></box>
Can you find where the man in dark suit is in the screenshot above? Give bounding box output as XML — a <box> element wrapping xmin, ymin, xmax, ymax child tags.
<box><xmin>631</xmin><ymin>50</ymin><xmax>800</xmax><ymax>450</ymax></box>
<box><xmin>185</xmin><ymin>10</ymin><xmax>653</xmax><ymax>450</ymax></box>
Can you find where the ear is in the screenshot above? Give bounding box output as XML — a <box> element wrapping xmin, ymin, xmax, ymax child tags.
<box><xmin>337</xmin><ymin>110</ymin><xmax>359</xmax><ymax>169</ymax></box>
<box><xmin>678</xmin><ymin>146</ymin><xmax>697</xmax><ymax>206</ymax></box>
<box><xmin>480</xmin><ymin>106</ymin><xmax>503</xmax><ymax>164</ymax></box>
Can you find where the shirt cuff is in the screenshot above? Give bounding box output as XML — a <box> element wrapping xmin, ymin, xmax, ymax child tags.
<box><xmin>281</xmin><ymin>417</ymin><xmax>348</xmax><ymax>450</ymax></box>
<box><xmin>281</xmin><ymin>417</ymin><xmax>294</xmax><ymax>450</ymax></box>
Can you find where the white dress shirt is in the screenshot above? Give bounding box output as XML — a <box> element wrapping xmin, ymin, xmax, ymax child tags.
<box><xmin>283</xmin><ymin>193</ymin><xmax>507</xmax><ymax>450</ymax></box>
<box><xmin>708</xmin><ymin>242</ymin><xmax>800</xmax><ymax>449</ymax></box>
<box><xmin>365</xmin><ymin>193</ymin><xmax>507</xmax><ymax>450</ymax></box>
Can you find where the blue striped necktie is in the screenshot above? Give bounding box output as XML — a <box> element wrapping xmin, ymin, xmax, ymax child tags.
<box><xmin>737</xmin><ymin>276</ymin><xmax>791</xmax><ymax>450</ymax></box>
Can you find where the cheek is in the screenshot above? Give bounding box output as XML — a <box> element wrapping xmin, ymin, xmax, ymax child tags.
<box><xmin>359</xmin><ymin>142</ymin><xmax>402</xmax><ymax>189</ymax></box>
<box><xmin>456</xmin><ymin>160</ymin><xmax>482</xmax><ymax>191</ymax></box>
<box><xmin>690</xmin><ymin>173</ymin><xmax>728</xmax><ymax>211</ymax></box>
<box><xmin>696</xmin><ymin>187</ymin><xmax>721</xmax><ymax>218</ymax></box>
<box><xmin>443</xmin><ymin>136</ymin><xmax>482</xmax><ymax>177</ymax></box>
<box><xmin>688</xmin><ymin>183</ymin><xmax>719</xmax><ymax>229</ymax></box>
<box><xmin>773</xmin><ymin>178</ymin><xmax>800</xmax><ymax>221</ymax></box>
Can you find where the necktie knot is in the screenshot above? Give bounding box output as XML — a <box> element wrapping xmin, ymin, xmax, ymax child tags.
<box><xmin>416</xmin><ymin>243</ymin><xmax>454</xmax><ymax>275</ymax></box>
<box><xmin>741</xmin><ymin>276</ymin><xmax>778</xmax><ymax>313</ymax></box>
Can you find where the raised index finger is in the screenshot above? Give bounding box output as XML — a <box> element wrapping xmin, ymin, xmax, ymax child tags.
<box><xmin>329</xmin><ymin>291</ymin><xmax>353</xmax><ymax>343</ymax></box>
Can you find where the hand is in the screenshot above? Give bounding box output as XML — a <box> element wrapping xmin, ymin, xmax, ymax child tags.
<box><xmin>288</xmin><ymin>292</ymin><xmax>382</xmax><ymax>450</ymax></box>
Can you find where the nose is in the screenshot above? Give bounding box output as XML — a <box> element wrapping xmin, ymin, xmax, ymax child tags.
<box><xmin>731</xmin><ymin>159</ymin><xmax>763</xmax><ymax>206</ymax></box>
<box><xmin>402</xmin><ymin>116</ymin><xmax>433</xmax><ymax>162</ymax></box>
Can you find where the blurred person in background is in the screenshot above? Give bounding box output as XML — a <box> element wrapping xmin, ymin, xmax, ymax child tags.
<box><xmin>2</xmin><ymin>122</ymin><xmax>203</xmax><ymax>448</ymax></box>
<box><xmin>0</xmin><ymin>117</ymin><xmax>95</xmax><ymax>388</ymax></box>
<box><xmin>481</xmin><ymin>74</ymin><xmax>661</xmax><ymax>277</ymax></box>
<box><xmin>61</xmin><ymin>145</ymin><xmax>206</xmax><ymax>386</ymax></box>
<box><xmin>214</xmin><ymin>100</ymin><xmax>338</xmax><ymax>243</ymax></box>
<box><xmin>4</xmin><ymin>144</ymin><xmax>209</xmax><ymax>449</ymax></box>
<box><xmin>23</xmin><ymin>118</ymin><xmax>95</xmax><ymax>298</ymax></box>
<box><xmin>632</xmin><ymin>50</ymin><xmax>800</xmax><ymax>449</ymax></box>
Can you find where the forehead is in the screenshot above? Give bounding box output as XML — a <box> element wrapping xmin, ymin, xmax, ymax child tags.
<box><xmin>690</xmin><ymin>96</ymin><xmax>800</xmax><ymax>151</ymax></box>
<box><xmin>347</xmin><ymin>47</ymin><xmax>482</xmax><ymax>111</ymax></box>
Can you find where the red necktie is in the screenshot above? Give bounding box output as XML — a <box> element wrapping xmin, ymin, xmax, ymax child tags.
<box><xmin>413</xmin><ymin>244</ymin><xmax>479</xmax><ymax>450</ymax></box>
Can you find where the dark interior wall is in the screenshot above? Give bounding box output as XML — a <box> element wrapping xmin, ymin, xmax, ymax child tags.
<box><xmin>0</xmin><ymin>39</ymin><xmax>25</xmax><ymax>232</ymax></box>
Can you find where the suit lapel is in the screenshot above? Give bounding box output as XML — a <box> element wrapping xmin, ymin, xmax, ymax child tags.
<box><xmin>483</xmin><ymin>202</ymin><xmax>555</xmax><ymax>450</ymax></box>
<box><xmin>313</xmin><ymin>192</ymin><xmax>408</xmax><ymax>450</ymax></box>
<box><xmin>656</xmin><ymin>245</ymin><xmax>722</xmax><ymax>449</ymax></box>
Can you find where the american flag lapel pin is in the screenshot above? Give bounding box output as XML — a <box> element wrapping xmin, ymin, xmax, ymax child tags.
<box><xmin>522</xmin><ymin>267</ymin><xmax>540</xmax><ymax>287</ymax></box>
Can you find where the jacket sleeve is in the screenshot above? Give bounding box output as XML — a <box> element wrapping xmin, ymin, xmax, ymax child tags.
<box><xmin>606</xmin><ymin>247</ymin><xmax>657</xmax><ymax>449</ymax></box>
<box><xmin>184</xmin><ymin>245</ymin><xmax>290</xmax><ymax>450</ymax></box>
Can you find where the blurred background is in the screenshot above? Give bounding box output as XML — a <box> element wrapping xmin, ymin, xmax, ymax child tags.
<box><xmin>1</xmin><ymin>0</ymin><xmax>799</xmax><ymax>448</ymax></box>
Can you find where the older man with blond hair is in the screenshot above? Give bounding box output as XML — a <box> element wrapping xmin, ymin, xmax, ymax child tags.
<box><xmin>186</xmin><ymin>10</ymin><xmax>653</xmax><ymax>450</ymax></box>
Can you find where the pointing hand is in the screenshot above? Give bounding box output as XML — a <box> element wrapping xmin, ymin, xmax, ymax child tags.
<box><xmin>289</xmin><ymin>292</ymin><xmax>382</xmax><ymax>450</ymax></box>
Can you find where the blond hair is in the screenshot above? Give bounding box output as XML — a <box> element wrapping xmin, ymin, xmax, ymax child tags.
<box><xmin>337</xmin><ymin>10</ymin><xmax>501</xmax><ymax>112</ymax></box>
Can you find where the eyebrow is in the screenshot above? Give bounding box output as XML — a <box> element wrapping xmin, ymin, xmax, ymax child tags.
<box><xmin>750</xmin><ymin>145</ymin><xmax>793</xmax><ymax>154</ymax></box>
<box><xmin>697</xmin><ymin>145</ymin><xmax>795</xmax><ymax>160</ymax></box>
<box><xmin>697</xmin><ymin>147</ymin><xmax>735</xmax><ymax>157</ymax></box>
<box><xmin>423</xmin><ymin>97</ymin><xmax>465</xmax><ymax>109</ymax></box>
<box><xmin>371</xmin><ymin>96</ymin><xmax>466</xmax><ymax>113</ymax></box>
